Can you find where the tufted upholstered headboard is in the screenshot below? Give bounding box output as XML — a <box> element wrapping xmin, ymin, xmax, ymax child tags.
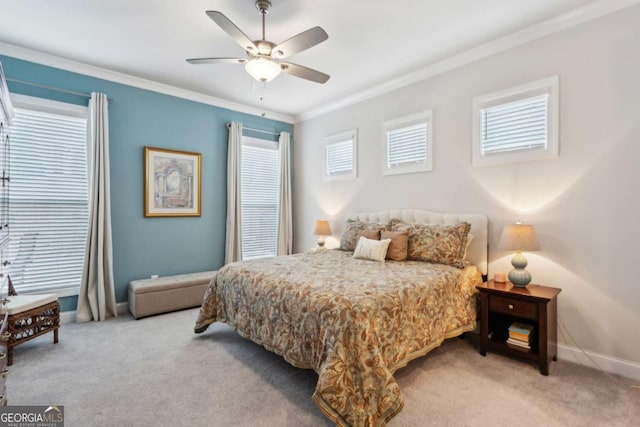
<box><xmin>347</xmin><ymin>209</ymin><xmax>488</xmax><ymax>276</ymax></box>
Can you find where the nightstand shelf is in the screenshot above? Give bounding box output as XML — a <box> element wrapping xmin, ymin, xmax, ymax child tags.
<box><xmin>477</xmin><ymin>280</ymin><xmax>561</xmax><ymax>375</ymax></box>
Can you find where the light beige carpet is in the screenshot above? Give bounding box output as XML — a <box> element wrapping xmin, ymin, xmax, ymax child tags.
<box><xmin>7</xmin><ymin>308</ymin><xmax>640</xmax><ymax>426</ymax></box>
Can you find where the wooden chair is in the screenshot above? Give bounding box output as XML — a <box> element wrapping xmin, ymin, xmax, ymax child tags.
<box><xmin>4</xmin><ymin>277</ymin><xmax>60</xmax><ymax>366</ymax></box>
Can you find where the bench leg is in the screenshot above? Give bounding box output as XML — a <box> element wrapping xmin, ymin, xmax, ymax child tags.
<box><xmin>7</xmin><ymin>347</ymin><xmax>12</xmax><ymax>367</ymax></box>
<box><xmin>54</xmin><ymin>328</ymin><xmax>59</xmax><ymax>344</ymax></box>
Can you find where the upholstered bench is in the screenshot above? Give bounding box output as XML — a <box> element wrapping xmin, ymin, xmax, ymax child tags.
<box><xmin>128</xmin><ymin>271</ymin><xmax>216</xmax><ymax>319</ymax></box>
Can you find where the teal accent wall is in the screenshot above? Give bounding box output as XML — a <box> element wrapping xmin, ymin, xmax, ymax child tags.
<box><xmin>0</xmin><ymin>55</ymin><xmax>293</xmax><ymax>312</ymax></box>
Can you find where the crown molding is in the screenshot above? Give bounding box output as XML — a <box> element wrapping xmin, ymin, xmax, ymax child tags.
<box><xmin>295</xmin><ymin>0</ymin><xmax>640</xmax><ymax>123</ymax></box>
<box><xmin>0</xmin><ymin>42</ymin><xmax>295</xmax><ymax>124</ymax></box>
<box><xmin>2</xmin><ymin>0</ymin><xmax>637</xmax><ymax>126</ymax></box>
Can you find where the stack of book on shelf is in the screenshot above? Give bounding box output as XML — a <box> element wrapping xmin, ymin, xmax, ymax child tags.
<box><xmin>506</xmin><ymin>322</ymin><xmax>534</xmax><ymax>351</ymax></box>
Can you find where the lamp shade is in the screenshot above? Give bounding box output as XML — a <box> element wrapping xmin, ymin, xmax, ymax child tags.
<box><xmin>498</xmin><ymin>223</ymin><xmax>541</xmax><ymax>251</ymax></box>
<box><xmin>312</xmin><ymin>220</ymin><xmax>332</xmax><ymax>236</ymax></box>
<box><xmin>245</xmin><ymin>57</ymin><xmax>282</xmax><ymax>82</ymax></box>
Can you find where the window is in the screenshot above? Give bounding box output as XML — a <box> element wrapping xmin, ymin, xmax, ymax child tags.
<box><xmin>472</xmin><ymin>76</ymin><xmax>559</xmax><ymax>166</ymax></box>
<box><xmin>382</xmin><ymin>110</ymin><xmax>433</xmax><ymax>176</ymax></box>
<box><xmin>324</xmin><ymin>129</ymin><xmax>357</xmax><ymax>181</ymax></box>
<box><xmin>241</xmin><ymin>136</ymin><xmax>280</xmax><ymax>260</ymax></box>
<box><xmin>8</xmin><ymin>94</ymin><xmax>89</xmax><ymax>296</ymax></box>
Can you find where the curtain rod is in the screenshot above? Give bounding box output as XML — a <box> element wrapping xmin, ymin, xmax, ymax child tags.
<box><xmin>6</xmin><ymin>78</ymin><xmax>114</xmax><ymax>104</ymax></box>
<box><xmin>226</xmin><ymin>122</ymin><xmax>280</xmax><ymax>137</ymax></box>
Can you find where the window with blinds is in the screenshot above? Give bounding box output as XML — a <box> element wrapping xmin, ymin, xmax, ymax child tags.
<box><xmin>241</xmin><ymin>137</ymin><xmax>280</xmax><ymax>260</ymax></box>
<box><xmin>480</xmin><ymin>95</ymin><xmax>548</xmax><ymax>155</ymax></box>
<box><xmin>326</xmin><ymin>140</ymin><xmax>353</xmax><ymax>176</ymax></box>
<box><xmin>472</xmin><ymin>76</ymin><xmax>559</xmax><ymax>166</ymax></box>
<box><xmin>8</xmin><ymin>95</ymin><xmax>89</xmax><ymax>295</ymax></box>
<box><xmin>383</xmin><ymin>111</ymin><xmax>433</xmax><ymax>176</ymax></box>
<box><xmin>324</xmin><ymin>129</ymin><xmax>357</xmax><ymax>181</ymax></box>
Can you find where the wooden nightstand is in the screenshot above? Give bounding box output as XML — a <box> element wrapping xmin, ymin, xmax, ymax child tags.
<box><xmin>477</xmin><ymin>280</ymin><xmax>561</xmax><ymax>375</ymax></box>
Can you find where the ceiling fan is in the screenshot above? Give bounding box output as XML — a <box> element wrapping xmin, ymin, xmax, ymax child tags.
<box><xmin>187</xmin><ymin>0</ymin><xmax>330</xmax><ymax>84</ymax></box>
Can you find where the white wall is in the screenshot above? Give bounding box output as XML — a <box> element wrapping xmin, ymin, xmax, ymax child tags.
<box><xmin>293</xmin><ymin>6</ymin><xmax>640</xmax><ymax>374</ymax></box>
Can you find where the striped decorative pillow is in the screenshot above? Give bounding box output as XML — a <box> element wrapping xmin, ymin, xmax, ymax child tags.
<box><xmin>352</xmin><ymin>237</ymin><xmax>392</xmax><ymax>262</ymax></box>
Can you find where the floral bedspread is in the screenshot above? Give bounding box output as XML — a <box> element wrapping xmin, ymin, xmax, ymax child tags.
<box><xmin>194</xmin><ymin>250</ymin><xmax>481</xmax><ymax>426</ymax></box>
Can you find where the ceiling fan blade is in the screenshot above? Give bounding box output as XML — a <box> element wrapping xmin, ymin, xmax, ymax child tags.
<box><xmin>186</xmin><ymin>57</ymin><xmax>247</xmax><ymax>65</ymax></box>
<box><xmin>273</xmin><ymin>27</ymin><xmax>328</xmax><ymax>58</ymax></box>
<box><xmin>205</xmin><ymin>11</ymin><xmax>258</xmax><ymax>53</ymax></box>
<box><xmin>280</xmin><ymin>62</ymin><xmax>330</xmax><ymax>84</ymax></box>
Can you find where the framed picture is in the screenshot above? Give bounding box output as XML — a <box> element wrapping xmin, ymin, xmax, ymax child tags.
<box><xmin>144</xmin><ymin>146</ymin><xmax>201</xmax><ymax>217</ymax></box>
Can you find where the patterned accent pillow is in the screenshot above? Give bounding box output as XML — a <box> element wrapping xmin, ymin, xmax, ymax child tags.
<box><xmin>391</xmin><ymin>221</ymin><xmax>471</xmax><ymax>268</ymax></box>
<box><xmin>353</xmin><ymin>237</ymin><xmax>392</xmax><ymax>262</ymax></box>
<box><xmin>339</xmin><ymin>219</ymin><xmax>387</xmax><ymax>251</ymax></box>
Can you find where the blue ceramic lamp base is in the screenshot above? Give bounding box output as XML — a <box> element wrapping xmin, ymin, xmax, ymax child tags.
<box><xmin>508</xmin><ymin>251</ymin><xmax>532</xmax><ymax>287</ymax></box>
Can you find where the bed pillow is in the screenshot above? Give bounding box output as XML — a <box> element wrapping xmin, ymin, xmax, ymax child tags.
<box><xmin>391</xmin><ymin>222</ymin><xmax>471</xmax><ymax>268</ymax></box>
<box><xmin>381</xmin><ymin>230</ymin><xmax>408</xmax><ymax>261</ymax></box>
<box><xmin>353</xmin><ymin>237</ymin><xmax>392</xmax><ymax>262</ymax></box>
<box><xmin>339</xmin><ymin>219</ymin><xmax>387</xmax><ymax>251</ymax></box>
<box><xmin>358</xmin><ymin>230</ymin><xmax>381</xmax><ymax>241</ymax></box>
<box><xmin>464</xmin><ymin>234</ymin><xmax>474</xmax><ymax>260</ymax></box>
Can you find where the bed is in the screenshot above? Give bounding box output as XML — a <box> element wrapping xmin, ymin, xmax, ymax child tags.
<box><xmin>194</xmin><ymin>209</ymin><xmax>488</xmax><ymax>426</ymax></box>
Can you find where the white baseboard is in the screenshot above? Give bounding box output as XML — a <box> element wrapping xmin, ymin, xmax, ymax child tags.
<box><xmin>59</xmin><ymin>311</ymin><xmax>74</xmax><ymax>325</ymax></box>
<box><xmin>558</xmin><ymin>343</ymin><xmax>640</xmax><ymax>382</ymax></box>
<box><xmin>55</xmin><ymin>309</ymin><xmax>640</xmax><ymax>383</ymax></box>
<box><xmin>60</xmin><ymin>302</ymin><xmax>129</xmax><ymax>325</ymax></box>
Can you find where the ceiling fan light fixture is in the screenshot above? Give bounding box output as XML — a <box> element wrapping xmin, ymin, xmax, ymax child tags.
<box><xmin>245</xmin><ymin>57</ymin><xmax>281</xmax><ymax>82</ymax></box>
<box><xmin>190</xmin><ymin>3</ymin><xmax>330</xmax><ymax>84</ymax></box>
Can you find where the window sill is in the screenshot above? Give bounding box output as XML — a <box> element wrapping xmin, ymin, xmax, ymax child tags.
<box><xmin>14</xmin><ymin>286</ymin><xmax>79</xmax><ymax>298</ymax></box>
<box><xmin>324</xmin><ymin>173</ymin><xmax>356</xmax><ymax>182</ymax></box>
<box><xmin>382</xmin><ymin>164</ymin><xmax>433</xmax><ymax>176</ymax></box>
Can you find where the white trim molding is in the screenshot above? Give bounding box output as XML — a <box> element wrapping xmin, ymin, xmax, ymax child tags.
<box><xmin>558</xmin><ymin>343</ymin><xmax>640</xmax><ymax>382</ymax></box>
<box><xmin>0</xmin><ymin>42</ymin><xmax>295</xmax><ymax>124</ymax></box>
<box><xmin>60</xmin><ymin>302</ymin><xmax>129</xmax><ymax>324</ymax></box>
<box><xmin>296</xmin><ymin>0</ymin><xmax>640</xmax><ymax>122</ymax></box>
<box><xmin>11</xmin><ymin>93</ymin><xmax>88</xmax><ymax>118</ymax></box>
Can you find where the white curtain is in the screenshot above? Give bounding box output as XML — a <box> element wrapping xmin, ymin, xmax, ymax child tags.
<box><xmin>277</xmin><ymin>132</ymin><xmax>293</xmax><ymax>255</ymax></box>
<box><xmin>77</xmin><ymin>92</ymin><xmax>117</xmax><ymax>322</ymax></box>
<box><xmin>225</xmin><ymin>122</ymin><xmax>243</xmax><ymax>263</ymax></box>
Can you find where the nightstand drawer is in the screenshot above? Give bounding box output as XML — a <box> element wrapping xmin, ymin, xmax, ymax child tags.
<box><xmin>489</xmin><ymin>295</ymin><xmax>537</xmax><ymax>320</ymax></box>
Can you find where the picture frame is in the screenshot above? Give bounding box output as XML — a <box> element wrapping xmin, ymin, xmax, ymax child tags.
<box><xmin>144</xmin><ymin>146</ymin><xmax>201</xmax><ymax>217</ymax></box>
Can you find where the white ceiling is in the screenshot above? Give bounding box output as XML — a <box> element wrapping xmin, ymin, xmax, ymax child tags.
<box><xmin>0</xmin><ymin>0</ymin><xmax>607</xmax><ymax>120</ymax></box>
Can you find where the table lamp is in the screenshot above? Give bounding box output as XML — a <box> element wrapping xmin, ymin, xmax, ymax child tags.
<box><xmin>498</xmin><ymin>222</ymin><xmax>541</xmax><ymax>287</ymax></box>
<box><xmin>312</xmin><ymin>219</ymin><xmax>332</xmax><ymax>248</ymax></box>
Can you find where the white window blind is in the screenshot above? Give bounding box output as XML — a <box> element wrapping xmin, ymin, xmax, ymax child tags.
<box><xmin>241</xmin><ymin>137</ymin><xmax>280</xmax><ymax>260</ymax></box>
<box><xmin>8</xmin><ymin>103</ymin><xmax>89</xmax><ymax>294</ymax></box>
<box><xmin>387</xmin><ymin>122</ymin><xmax>428</xmax><ymax>167</ymax></box>
<box><xmin>472</xmin><ymin>76</ymin><xmax>559</xmax><ymax>166</ymax></box>
<box><xmin>324</xmin><ymin>129</ymin><xmax>357</xmax><ymax>181</ymax></box>
<box><xmin>382</xmin><ymin>110</ymin><xmax>432</xmax><ymax>176</ymax></box>
<box><xmin>326</xmin><ymin>140</ymin><xmax>353</xmax><ymax>176</ymax></box>
<box><xmin>480</xmin><ymin>94</ymin><xmax>548</xmax><ymax>155</ymax></box>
